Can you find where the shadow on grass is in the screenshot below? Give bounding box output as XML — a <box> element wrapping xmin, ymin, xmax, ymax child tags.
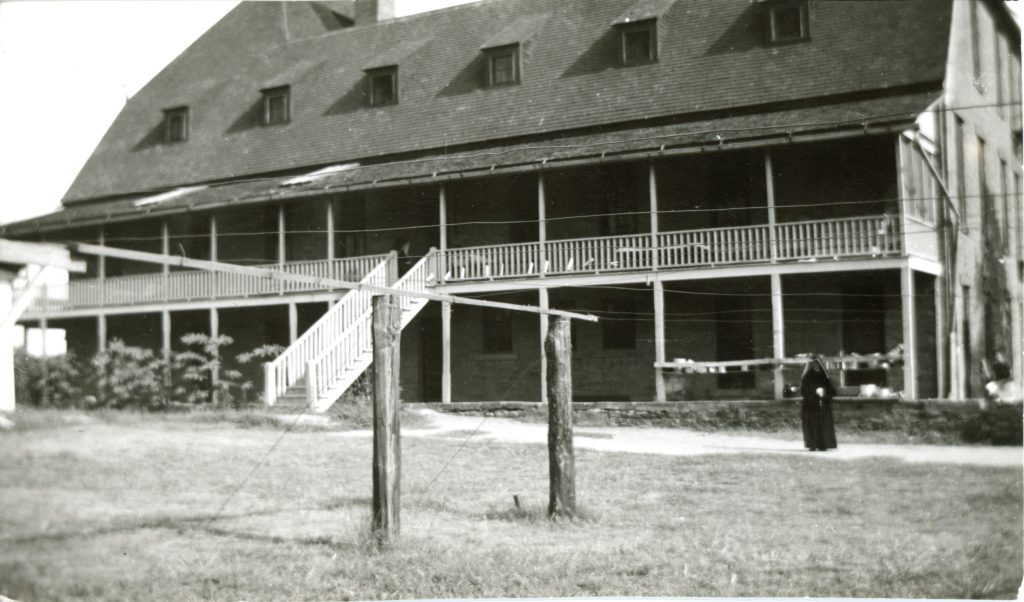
<box><xmin>2</xmin><ymin>498</ymin><xmax>373</xmax><ymax>549</ymax></box>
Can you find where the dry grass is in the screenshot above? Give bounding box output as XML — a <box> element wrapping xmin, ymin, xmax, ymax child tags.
<box><xmin>0</xmin><ymin>408</ymin><xmax>1020</xmax><ymax>601</ymax></box>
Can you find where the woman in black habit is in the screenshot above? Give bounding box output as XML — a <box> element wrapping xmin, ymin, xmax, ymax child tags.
<box><xmin>800</xmin><ymin>357</ymin><xmax>837</xmax><ymax>451</ymax></box>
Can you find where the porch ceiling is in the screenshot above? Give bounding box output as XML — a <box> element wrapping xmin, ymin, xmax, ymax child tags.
<box><xmin>2</xmin><ymin>89</ymin><xmax>939</xmax><ymax>237</ymax></box>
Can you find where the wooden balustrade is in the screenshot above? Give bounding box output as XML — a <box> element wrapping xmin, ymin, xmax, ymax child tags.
<box><xmin>27</xmin><ymin>255</ymin><xmax>388</xmax><ymax>315</ymax></box>
<box><xmin>439</xmin><ymin>215</ymin><xmax>903</xmax><ymax>283</ymax></box>
<box><xmin>267</xmin><ymin>256</ymin><xmax>393</xmax><ymax>403</ymax></box>
<box><xmin>26</xmin><ymin>217</ymin><xmax>906</xmax><ymax>315</ymax></box>
<box><xmin>304</xmin><ymin>251</ymin><xmax>435</xmax><ymax>409</ymax></box>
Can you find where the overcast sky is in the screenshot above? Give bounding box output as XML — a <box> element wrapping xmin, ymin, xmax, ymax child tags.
<box><xmin>0</xmin><ymin>0</ymin><xmax>475</xmax><ymax>226</ymax></box>
<box><xmin>1</xmin><ymin>1</ymin><xmax>1021</xmax><ymax>227</ymax></box>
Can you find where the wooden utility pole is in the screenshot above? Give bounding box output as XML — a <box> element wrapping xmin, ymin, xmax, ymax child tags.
<box><xmin>545</xmin><ymin>315</ymin><xmax>576</xmax><ymax>519</ymax></box>
<box><xmin>371</xmin><ymin>294</ymin><xmax>401</xmax><ymax>547</ymax></box>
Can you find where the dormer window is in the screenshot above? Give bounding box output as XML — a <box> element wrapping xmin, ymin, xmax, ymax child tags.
<box><xmin>262</xmin><ymin>86</ymin><xmax>290</xmax><ymax>125</ymax></box>
<box><xmin>367</xmin><ymin>67</ymin><xmax>398</xmax><ymax>106</ymax></box>
<box><xmin>163</xmin><ymin>106</ymin><xmax>189</xmax><ymax>143</ymax></box>
<box><xmin>619</xmin><ymin>20</ymin><xmax>657</xmax><ymax>64</ymax></box>
<box><xmin>612</xmin><ymin>0</ymin><xmax>674</xmax><ymax>66</ymax></box>
<box><xmin>485</xmin><ymin>44</ymin><xmax>520</xmax><ymax>86</ymax></box>
<box><xmin>766</xmin><ymin>0</ymin><xmax>809</xmax><ymax>44</ymax></box>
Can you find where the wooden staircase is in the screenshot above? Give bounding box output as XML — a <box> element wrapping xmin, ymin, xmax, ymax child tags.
<box><xmin>264</xmin><ymin>250</ymin><xmax>436</xmax><ymax>414</ymax></box>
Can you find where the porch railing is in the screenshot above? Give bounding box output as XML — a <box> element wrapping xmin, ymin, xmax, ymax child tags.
<box><xmin>28</xmin><ymin>255</ymin><xmax>388</xmax><ymax>315</ymax></box>
<box><xmin>265</xmin><ymin>254</ymin><xmax>393</xmax><ymax>403</ymax></box>
<box><xmin>441</xmin><ymin>214</ymin><xmax>902</xmax><ymax>282</ymax></box>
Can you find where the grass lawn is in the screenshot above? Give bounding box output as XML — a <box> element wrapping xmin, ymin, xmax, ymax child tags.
<box><xmin>1</xmin><ymin>409</ymin><xmax>1021</xmax><ymax>601</ymax></box>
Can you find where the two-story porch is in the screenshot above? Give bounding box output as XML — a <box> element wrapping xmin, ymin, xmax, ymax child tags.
<box><xmin>18</xmin><ymin>133</ymin><xmax>946</xmax><ymax>402</ymax></box>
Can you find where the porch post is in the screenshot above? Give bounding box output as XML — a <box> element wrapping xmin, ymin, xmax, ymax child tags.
<box><xmin>538</xmin><ymin>172</ymin><xmax>547</xmax><ymax>277</ymax></box>
<box><xmin>161</xmin><ymin>220</ymin><xmax>170</xmax><ymax>302</ymax></box>
<box><xmin>539</xmin><ymin>287</ymin><xmax>549</xmax><ymax>404</ymax></box>
<box><xmin>161</xmin><ymin>310</ymin><xmax>172</xmax><ymax>360</ymax></box>
<box><xmin>771</xmin><ymin>272</ymin><xmax>785</xmax><ymax>401</ymax></box>
<box><xmin>278</xmin><ymin>204</ymin><xmax>286</xmax><ymax>295</ymax></box>
<box><xmin>98</xmin><ymin>227</ymin><xmax>106</xmax><ymax>307</ymax></box>
<box><xmin>97</xmin><ymin>314</ymin><xmax>107</xmax><ymax>353</ymax></box>
<box><xmin>326</xmin><ymin>200</ymin><xmax>335</xmax><ymax>261</ymax></box>
<box><xmin>764</xmin><ymin>150</ymin><xmax>779</xmax><ymax>263</ymax></box>
<box><xmin>653</xmin><ymin>279</ymin><xmax>666</xmax><ymax>402</ymax></box>
<box><xmin>901</xmin><ymin>265</ymin><xmax>918</xmax><ymax>400</ymax></box>
<box><xmin>934</xmin><ymin>276</ymin><xmax>947</xmax><ymax>399</ymax></box>
<box><xmin>439</xmin><ymin>184</ymin><xmax>447</xmax><ymax>284</ymax></box>
<box><xmin>441</xmin><ymin>301</ymin><xmax>452</xmax><ymax>404</ymax></box>
<box><xmin>209</xmin><ymin>214</ymin><xmax>218</xmax><ymax>262</ymax></box>
<box><xmin>209</xmin><ymin>307</ymin><xmax>220</xmax><ymax>403</ymax></box>
<box><xmin>649</xmin><ymin>159</ymin><xmax>659</xmax><ymax>271</ymax></box>
<box><xmin>288</xmin><ymin>302</ymin><xmax>299</xmax><ymax>344</ymax></box>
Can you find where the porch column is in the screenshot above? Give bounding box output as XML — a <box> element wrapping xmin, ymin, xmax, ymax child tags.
<box><xmin>538</xmin><ymin>172</ymin><xmax>547</xmax><ymax>277</ymax></box>
<box><xmin>764</xmin><ymin>150</ymin><xmax>779</xmax><ymax>263</ymax></box>
<box><xmin>326</xmin><ymin>201</ymin><xmax>335</xmax><ymax>261</ymax></box>
<box><xmin>97</xmin><ymin>314</ymin><xmax>107</xmax><ymax>353</ymax></box>
<box><xmin>439</xmin><ymin>184</ymin><xmax>447</xmax><ymax>284</ymax></box>
<box><xmin>771</xmin><ymin>272</ymin><xmax>785</xmax><ymax>401</ymax></box>
<box><xmin>288</xmin><ymin>302</ymin><xmax>299</xmax><ymax>344</ymax></box>
<box><xmin>278</xmin><ymin>204</ymin><xmax>286</xmax><ymax>295</ymax></box>
<box><xmin>161</xmin><ymin>310</ymin><xmax>172</xmax><ymax>359</ymax></box>
<box><xmin>653</xmin><ymin>280</ymin><xmax>666</xmax><ymax>402</ymax></box>
<box><xmin>441</xmin><ymin>301</ymin><xmax>451</xmax><ymax>403</ymax></box>
<box><xmin>209</xmin><ymin>307</ymin><xmax>220</xmax><ymax>397</ymax></box>
<box><xmin>539</xmin><ymin>287</ymin><xmax>549</xmax><ymax>404</ymax></box>
<box><xmin>209</xmin><ymin>214</ymin><xmax>218</xmax><ymax>262</ymax></box>
<box><xmin>649</xmin><ymin>160</ymin><xmax>659</xmax><ymax>271</ymax></box>
<box><xmin>901</xmin><ymin>265</ymin><xmax>918</xmax><ymax>400</ymax></box>
<box><xmin>935</xmin><ymin>276</ymin><xmax>947</xmax><ymax>399</ymax></box>
<box><xmin>98</xmin><ymin>227</ymin><xmax>106</xmax><ymax>307</ymax></box>
<box><xmin>0</xmin><ymin>279</ymin><xmax>13</xmax><ymax>413</ymax></box>
<box><xmin>161</xmin><ymin>220</ymin><xmax>170</xmax><ymax>302</ymax></box>
<box><xmin>39</xmin><ymin>317</ymin><xmax>48</xmax><ymax>359</ymax></box>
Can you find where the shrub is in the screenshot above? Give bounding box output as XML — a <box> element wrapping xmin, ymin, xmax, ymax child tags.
<box><xmin>960</xmin><ymin>404</ymin><xmax>1024</xmax><ymax>446</ymax></box>
<box><xmin>236</xmin><ymin>344</ymin><xmax>285</xmax><ymax>405</ymax></box>
<box><xmin>173</xmin><ymin>333</ymin><xmax>242</xmax><ymax>408</ymax></box>
<box><xmin>92</xmin><ymin>340</ymin><xmax>169</xmax><ymax>409</ymax></box>
<box><xmin>14</xmin><ymin>349</ymin><xmax>83</xmax><ymax>407</ymax></box>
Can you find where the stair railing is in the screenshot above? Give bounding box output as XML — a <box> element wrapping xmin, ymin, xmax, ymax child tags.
<box><xmin>263</xmin><ymin>253</ymin><xmax>394</xmax><ymax>406</ymax></box>
<box><xmin>304</xmin><ymin>249</ymin><xmax>437</xmax><ymax>411</ymax></box>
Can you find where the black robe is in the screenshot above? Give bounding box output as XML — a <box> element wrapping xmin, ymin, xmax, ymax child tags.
<box><xmin>800</xmin><ymin>359</ymin><xmax>837</xmax><ymax>451</ymax></box>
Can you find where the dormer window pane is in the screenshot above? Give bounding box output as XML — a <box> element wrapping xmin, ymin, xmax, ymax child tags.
<box><xmin>487</xmin><ymin>45</ymin><xmax>519</xmax><ymax>85</ymax></box>
<box><xmin>769</xmin><ymin>2</ymin><xmax>808</xmax><ymax>43</ymax></box>
<box><xmin>368</xmin><ymin>68</ymin><xmax>398</xmax><ymax>106</ymax></box>
<box><xmin>262</xmin><ymin>87</ymin><xmax>290</xmax><ymax>125</ymax></box>
<box><xmin>163</xmin><ymin>107</ymin><xmax>189</xmax><ymax>143</ymax></box>
<box><xmin>619</xmin><ymin>20</ymin><xmax>657</xmax><ymax>65</ymax></box>
<box><xmin>624</xmin><ymin>28</ymin><xmax>653</xmax><ymax>62</ymax></box>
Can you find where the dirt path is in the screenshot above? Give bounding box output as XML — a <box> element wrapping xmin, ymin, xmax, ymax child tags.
<box><xmin>390</xmin><ymin>408</ymin><xmax>1022</xmax><ymax>467</ymax></box>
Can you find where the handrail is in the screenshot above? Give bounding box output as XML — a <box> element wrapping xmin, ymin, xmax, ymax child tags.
<box><xmin>264</xmin><ymin>254</ymin><xmax>394</xmax><ymax>405</ymax></box>
<box><xmin>303</xmin><ymin>250</ymin><xmax>435</xmax><ymax>410</ymax></box>
<box><xmin>29</xmin><ymin>255</ymin><xmax>389</xmax><ymax>314</ymax></box>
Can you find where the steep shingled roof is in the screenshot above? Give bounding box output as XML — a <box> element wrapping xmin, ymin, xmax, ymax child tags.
<box><xmin>61</xmin><ymin>0</ymin><xmax>953</xmax><ymax>203</ymax></box>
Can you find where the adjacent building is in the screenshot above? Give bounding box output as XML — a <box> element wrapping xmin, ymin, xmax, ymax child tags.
<box><xmin>3</xmin><ymin>0</ymin><xmax>1021</xmax><ymax>407</ymax></box>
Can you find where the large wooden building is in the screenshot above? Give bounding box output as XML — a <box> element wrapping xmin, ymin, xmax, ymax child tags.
<box><xmin>2</xmin><ymin>0</ymin><xmax>1021</xmax><ymax>408</ymax></box>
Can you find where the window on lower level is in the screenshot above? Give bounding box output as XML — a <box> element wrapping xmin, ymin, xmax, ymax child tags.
<box><xmin>367</xmin><ymin>67</ymin><xmax>398</xmax><ymax>106</ymax></box>
<box><xmin>262</xmin><ymin>86</ymin><xmax>290</xmax><ymax>125</ymax></box>
<box><xmin>601</xmin><ymin>299</ymin><xmax>636</xmax><ymax>350</ymax></box>
<box><xmin>163</xmin><ymin>106</ymin><xmax>189</xmax><ymax>143</ymax></box>
<box><xmin>482</xmin><ymin>309</ymin><xmax>514</xmax><ymax>353</ymax></box>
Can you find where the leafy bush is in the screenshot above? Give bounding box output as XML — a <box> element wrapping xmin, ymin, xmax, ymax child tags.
<box><xmin>960</xmin><ymin>404</ymin><xmax>1024</xmax><ymax>445</ymax></box>
<box><xmin>92</xmin><ymin>340</ymin><xmax>169</xmax><ymax>409</ymax></box>
<box><xmin>14</xmin><ymin>349</ymin><xmax>83</xmax><ymax>407</ymax></box>
<box><xmin>236</xmin><ymin>344</ymin><xmax>285</xmax><ymax>405</ymax></box>
<box><xmin>172</xmin><ymin>333</ymin><xmax>242</xmax><ymax>408</ymax></box>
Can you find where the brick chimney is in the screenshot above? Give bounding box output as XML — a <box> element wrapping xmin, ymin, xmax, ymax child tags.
<box><xmin>355</xmin><ymin>0</ymin><xmax>395</xmax><ymax>24</ymax></box>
